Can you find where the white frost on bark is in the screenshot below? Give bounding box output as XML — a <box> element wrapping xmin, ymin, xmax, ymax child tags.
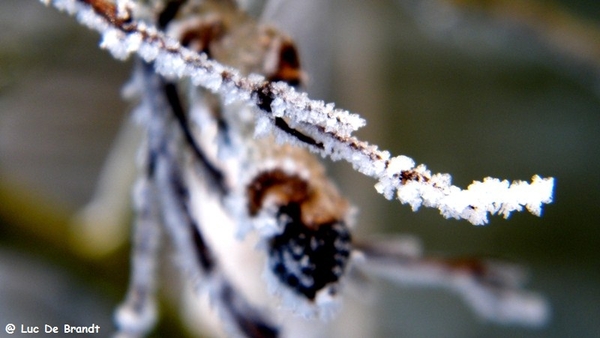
<box><xmin>41</xmin><ymin>0</ymin><xmax>553</xmax><ymax>226</ymax></box>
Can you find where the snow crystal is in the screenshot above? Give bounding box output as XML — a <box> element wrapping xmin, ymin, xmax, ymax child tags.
<box><xmin>138</xmin><ymin>40</ymin><xmax>160</xmax><ymax>62</ymax></box>
<box><xmin>526</xmin><ymin>175</ymin><xmax>555</xmax><ymax>215</ymax></box>
<box><xmin>100</xmin><ymin>29</ymin><xmax>131</xmax><ymax>60</ymax></box>
<box><xmin>254</xmin><ymin>114</ymin><xmax>273</xmax><ymax>138</ymax></box>
<box><xmin>76</xmin><ymin>3</ymin><xmax>109</xmax><ymax>31</ymax></box>
<box><xmin>204</xmin><ymin>72</ymin><xmax>223</xmax><ymax>92</ymax></box>
<box><xmin>397</xmin><ymin>181</ymin><xmax>423</xmax><ymax>211</ymax></box>
<box><xmin>388</xmin><ymin>156</ymin><xmax>416</xmax><ymax>175</ymax></box>
<box><xmin>270</xmin><ymin>97</ymin><xmax>286</xmax><ymax>117</ymax></box>
<box><xmin>154</xmin><ymin>52</ymin><xmax>185</xmax><ymax>79</ymax></box>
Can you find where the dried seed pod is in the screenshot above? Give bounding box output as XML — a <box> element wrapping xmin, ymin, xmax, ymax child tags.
<box><xmin>246</xmin><ymin>161</ymin><xmax>352</xmax><ymax>306</ymax></box>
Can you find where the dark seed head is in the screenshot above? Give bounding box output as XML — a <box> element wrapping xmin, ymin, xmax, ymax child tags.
<box><xmin>268</xmin><ymin>204</ymin><xmax>352</xmax><ymax>300</ymax></box>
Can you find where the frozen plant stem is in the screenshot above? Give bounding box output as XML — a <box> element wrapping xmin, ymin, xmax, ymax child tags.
<box><xmin>41</xmin><ymin>0</ymin><xmax>553</xmax><ymax>225</ymax></box>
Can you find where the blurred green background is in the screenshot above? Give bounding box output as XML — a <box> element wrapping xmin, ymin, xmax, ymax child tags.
<box><xmin>1</xmin><ymin>0</ymin><xmax>599</xmax><ymax>337</ymax></box>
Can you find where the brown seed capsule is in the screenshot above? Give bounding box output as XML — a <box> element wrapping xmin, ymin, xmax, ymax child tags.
<box><xmin>245</xmin><ymin>152</ymin><xmax>352</xmax><ymax>300</ymax></box>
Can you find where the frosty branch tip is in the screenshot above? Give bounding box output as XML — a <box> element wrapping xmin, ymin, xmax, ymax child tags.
<box><xmin>41</xmin><ymin>0</ymin><xmax>553</xmax><ymax>225</ymax></box>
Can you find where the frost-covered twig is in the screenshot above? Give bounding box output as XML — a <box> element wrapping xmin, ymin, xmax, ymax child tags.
<box><xmin>41</xmin><ymin>0</ymin><xmax>553</xmax><ymax>225</ymax></box>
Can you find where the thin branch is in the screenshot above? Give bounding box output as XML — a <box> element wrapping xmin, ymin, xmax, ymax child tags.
<box><xmin>41</xmin><ymin>0</ymin><xmax>554</xmax><ymax>226</ymax></box>
<box><xmin>355</xmin><ymin>237</ymin><xmax>549</xmax><ymax>326</ymax></box>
